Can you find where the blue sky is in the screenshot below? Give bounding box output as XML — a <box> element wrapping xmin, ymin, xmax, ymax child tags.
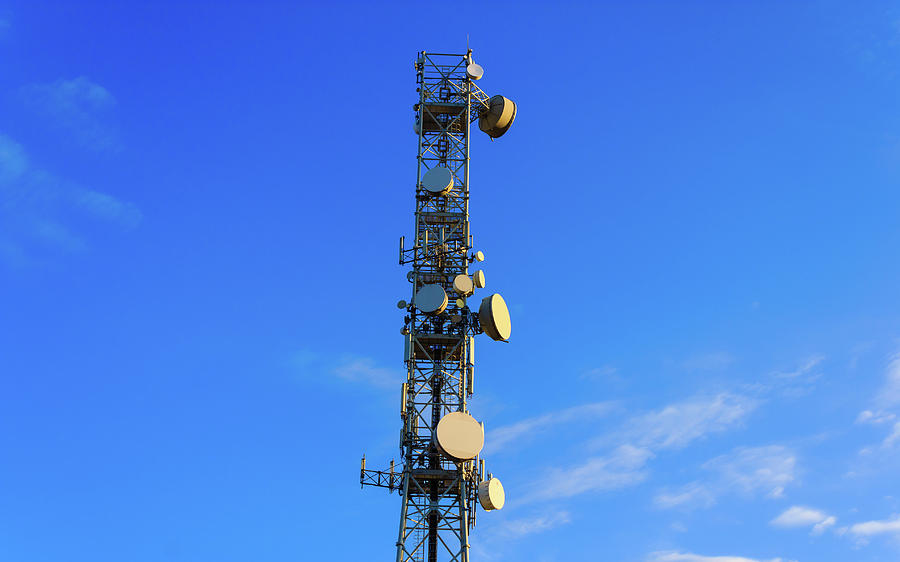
<box><xmin>1</xmin><ymin>2</ymin><xmax>900</xmax><ymax>561</ymax></box>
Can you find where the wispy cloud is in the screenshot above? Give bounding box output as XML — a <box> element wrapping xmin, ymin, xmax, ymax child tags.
<box><xmin>617</xmin><ymin>393</ymin><xmax>758</xmax><ymax>451</ymax></box>
<box><xmin>771</xmin><ymin>506</ymin><xmax>836</xmax><ymax>535</ymax></box>
<box><xmin>856</xmin><ymin>409</ymin><xmax>896</xmax><ymax>425</ymax></box>
<box><xmin>704</xmin><ymin>445</ymin><xmax>796</xmax><ymax>499</ymax></box>
<box><xmin>0</xmin><ymin>134</ymin><xmax>140</xmax><ymax>265</ymax></box>
<box><xmin>654</xmin><ymin>445</ymin><xmax>797</xmax><ymax>511</ymax></box>
<box><xmin>856</xmin><ymin>352</ymin><xmax>900</xmax><ymax>452</ymax></box>
<box><xmin>875</xmin><ymin>352</ymin><xmax>900</xmax><ymax>409</ymax></box>
<box><xmin>520</xmin><ymin>393</ymin><xmax>756</xmax><ymax>504</ymax></box>
<box><xmin>773</xmin><ymin>355</ymin><xmax>825</xmax><ymax>379</ymax></box>
<box><xmin>332</xmin><ymin>357</ymin><xmax>401</xmax><ymax>388</ymax></box>
<box><xmin>497</xmin><ymin>511</ymin><xmax>571</xmax><ymax>538</ymax></box>
<box><xmin>653</xmin><ymin>481</ymin><xmax>717</xmax><ymax>510</ymax></box>
<box><xmin>526</xmin><ymin>445</ymin><xmax>652</xmax><ymax>501</ymax></box>
<box><xmin>21</xmin><ymin>77</ymin><xmax>119</xmax><ymax>151</ymax></box>
<box><xmin>847</xmin><ymin>516</ymin><xmax>900</xmax><ymax>542</ymax></box>
<box><xmin>486</xmin><ymin>402</ymin><xmax>615</xmax><ymax>453</ymax></box>
<box><xmin>647</xmin><ymin>551</ymin><xmax>793</xmax><ymax>562</ymax></box>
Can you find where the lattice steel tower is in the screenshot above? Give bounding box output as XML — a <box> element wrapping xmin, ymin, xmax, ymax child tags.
<box><xmin>361</xmin><ymin>50</ymin><xmax>516</xmax><ymax>562</ymax></box>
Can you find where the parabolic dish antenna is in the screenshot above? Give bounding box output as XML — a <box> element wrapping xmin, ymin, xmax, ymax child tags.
<box><xmin>421</xmin><ymin>166</ymin><xmax>454</xmax><ymax>196</ymax></box>
<box><xmin>453</xmin><ymin>274</ymin><xmax>474</xmax><ymax>296</ymax></box>
<box><xmin>415</xmin><ymin>284</ymin><xmax>448</xmax><ymax>315</ymax></box>
<box><xmin>478</xmin><ymin>95</ymin><xmax>517</xmax><ymax>139</ymax></box>
<box><xmin>435</xmin><ymin>411</ymin><xmax>485</xmax><ymax>461</ymax></box>
<box><xmin>472</xmin><ymin>270</ymin><xmax>486</xmax><ymax>289</ymax></box>
<box><xmin>466</xmin><ymin>63</ymin><xmax>484</xmax><ymax>80</ymax></box>
<box><xmin>474</xmin><ymin>251</ymin><xmax>485</xmax><ymax>262</ymax></box>
<box><xmin>478</xmin><ymin>293</ymin><xmax>511</xmax><ymax>341</ymax></box>
<box><xmin>477</xmin><ymin>477</ymin><xmax>505</xmax><ymax>510</ymax></box>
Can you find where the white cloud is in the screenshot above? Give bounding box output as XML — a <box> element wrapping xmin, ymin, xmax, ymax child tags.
<box><xmin>876</xmin><ymin>353</ymin><xmax>900</xmax><ymax>409</ymax></box>
<box><xmin>647</xmin><ymin>551</ymin><xmax>792</xmax><ymax>562</ymax></box>
<box><xmin>486</xmin><ymin>402</ymin><xmax>614</xmax><ymax>453</ymax></box>
<box><xmin>856</xmin><ymin>409</ymin><xmax>896</xmax><ymax>425</ymax></box>
<box><xmin>883</xmin><ymin>422</ymin><xmax>900</xmax><ymax>448</ymax></box>
<box><xmin>620</xmin><ymin>393</ymin><xmax>757</xmax><ymax>451</ymax></box>
<box><xmin>653</xmin><ymin>481</ymin><xmax>716</xmax><ymax>510</ymax></box>
<box><xmin>21</xmin><ymin>77</ymin><xmax>119</xmax><ymax>151</ymax></box>
<box><xmin>848</xmin><ymin>516</ymin><xmax>900</xmax><ymax>538</ymax></box>
<box><xmin>655</xmin><ymin>445</ymin><xmax>797</xmax><ymax>511</ymax></box>
<box><xmin>332</xmin><ymin>357</ymin><xmax>400</xmax><ymax>388</ymax></box>
<box><xmin>773</xmin><ymin>355</ymin><xmax>825</xmax><ymax>379</ymax></box>
<box><xmin>526</xmin><ymin>445</ymin><xmax>652</xmax><ymax>501</ymax></box>
<box><xmin>0</xmin><ymin>133</ymin><xmax>140</xmax><ymax>264</ymax></box>
<box><xmin>703</xmin><ymin>445</ymin><xmax>797</xmax><ymax>499</ymax></box>
<box><xmin>498</xmin><ymin>511</ymin><xmax>571</xmax><ymax>538</ymax></box>
<box><xmin>771</xmin><ymin>506</ymin><xmax>836</xmax><ymax>535</ymax></box>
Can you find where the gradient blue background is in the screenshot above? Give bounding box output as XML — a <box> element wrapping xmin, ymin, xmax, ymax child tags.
<box><xmin>2</xmin><ymin>2</ymin><xmax>899</xmax><ymax>561</ymax></box>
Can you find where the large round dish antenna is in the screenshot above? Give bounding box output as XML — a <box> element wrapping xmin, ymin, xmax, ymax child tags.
<box><xmin>477</xmin><ymin>477</ymin><xmax>505</xmax><ymax>510</ymax></box>
<box><xmin>421</xmin><ymin>166</ymin><xmax>454</xmax><ymax>196</ymax></box>
<box><xmin>478</xmin><ymin>95</ymin><xmax>517</xmax><ymax>139</ymax></box>
<box><xmin>435</xmin><ymin>411</ymin><xmax>485</xmax><ymax>461</ymax></box>
<box><xmin>466</xmin><ymin>63</ymin><xmax>484</xmax><ymax>81</ymax></box>
<box><xmin>478</xmin><ymin>293</ymin><xmax>511</xmax><ymax>341</ymax></box>
<box><xmin>415</xmin><ymin>284</ymin><xmax>448</xmax><ymax>315</ymax></box>
<box><xmin>453</xmin><ymin>274</ymin><xmax>474</xmax><ymax>296</ymax></box>
<box><xmin>472</xmin><ymin>270</ymin><xmax>486</xmax><ymax>289</ymax></box>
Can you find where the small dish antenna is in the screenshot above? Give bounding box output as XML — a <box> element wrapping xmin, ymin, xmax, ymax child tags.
<box><xmin>455</xmin><ymin>298</ymin><xmax>466</xmax><ymax>308</ymax></box>
<box><xmin>397</xmin><ymin>300</ymin><xmax>408</xmax><ymax>309</ymax></box>
<box><xmin>477</xmin><ymin>477</ymin><xmax>505</xmax><ymax>510</ymax></box>
<box><xmin>415</xmin><ymin>284</ymin><xmax>448</xmax><ymax>315</ymax></box>
<box><xmin>421</xmin><ymin>166</ymin><xmax>454</xmax><ymax>196</ymax></box>
<box><xmin>466</xmin><ymin>63</ymin><xmax>484</xmax><ymax>81</ymax></box>
<box><xmin>435</xmin><ymin>411</ymin><xmax>485</xmax><ymax>461</ymax></box>
<box><xmin>472</xmin><ymin>270</ymin><xmax>486</xmax><ymax>289</ymax></box>
<box><xmin>478</xmin><ymin>293</ymin><xmax>511</xmax><ymax>341</ymax></box>
<box><xmin>453</xmin><ymin>274</ymin><xmax>474</xmax><ymax>296</ymax></box>
<box><xmin>473</xmin><ymin>251</ymin><xmax>485</xmax><ymax>262</ymax></box>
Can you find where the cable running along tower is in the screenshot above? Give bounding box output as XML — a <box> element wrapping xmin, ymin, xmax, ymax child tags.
<box><xmin>360</xmin><ymin>50</ymin><xmax>517</xmax><ymax>562</ymax></box>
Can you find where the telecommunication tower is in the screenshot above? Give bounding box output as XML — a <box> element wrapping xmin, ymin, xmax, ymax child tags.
<box><xmin>360</xmin><ymin>50</ymin><xmax>517</xmax><ymax>562</ymax></box>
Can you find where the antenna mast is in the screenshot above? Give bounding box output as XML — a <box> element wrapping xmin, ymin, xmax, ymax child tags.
<box><xmin>361</xmin><ymin>49</ymin><xmax>516</xmax><ymax>562</ymax></box>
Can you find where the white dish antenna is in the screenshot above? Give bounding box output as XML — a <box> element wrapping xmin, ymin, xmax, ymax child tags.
<box><xmin>453</xmin><ymin>274</ymin><xmax>474</xmax><ymax>296</ymax></box>
<box><xmin>421</xmin><ymin>166</ymin><xmax>454</xmax><ymax>196</ymax></box>
<box><xmin>477</xmin><ymin>477</ymin><xmax>505</xmax><ymax>510</ymax></box>
<box><xmin>435</xmin><ymin>411</ymin><xmax>485</xmax><ymax>461</ymax></box>
<box><xmin>473</xmin><ymin>251</ymin><xmax>485</xmax><ymax>262</ymax></box>
<box><xmin>466</xmin><ymin>63</ymin><xmax>484</xmax><ymax>81</ymax></box>
<box><xmin>478</xmin><ymin>95</ymin><xmax>517</xmax><ymax>139</ymax></box>
<box><xmin>415</xmin><ymin>284</ymin><xmax>448</xmax><ymax>315</ymax></box>
<box><xmin>472</xmin><ymin>270</ymin><xmax>486</xmax><ymax>289</ymax></box>
<box><xmin>455</xmin><ymin>298</ymin><xmax>466</xmax><ymax>309</ymax></box>
<box><xmin>478</xmin><ymin>293</ymin><xmax>511</xmax><ymax>341</ymax></box>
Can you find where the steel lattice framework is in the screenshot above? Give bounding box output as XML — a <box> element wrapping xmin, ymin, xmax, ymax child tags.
<box><xmin>361</xmin><ymin>50</ymin><xmax>506</xmax><ymax>562</ymax></box>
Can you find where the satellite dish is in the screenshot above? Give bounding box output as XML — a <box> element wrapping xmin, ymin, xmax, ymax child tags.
<box><xmin>397</xmin><ymin>300</ymin><xmax>407</xmax><ymax>309</ymax></box>
<box><xmin>473</xmin><ymin>251</ymin><xmax>485</xmax><ymax>262</ymax></box>
<box><xmin>478</xmin><ymin>95</ymin><xmax>517</xmax><ymax>139</ymax></box>
<box><xmin>477</xmin><ymin>477</ymin><xmax>505</xmax><ymax>510</ymax></box>
<box><xmin>478</xmin><ymin>293</ymin><xmax>511</xmax><ymax>341</ymax></box>
<box><xmin>466</xmin><ymin>63</ymin><xmax>484</xmax><ymax>81</ymax></box>
<box><xmin>435</xmin><ymin>411</ymin><xmax>485</xmax><ymax>461</ymax></box>
<box><xmin>472</xmin><ymin>270</ymin><xmax>486</xmax><ymax>289</ymax></box>
<box><xmin>421</xmin><ymin>166</ymin><xmax>454</xmax><ymax>196</ymax></box>
<box><xmin>415</xmin><ymin>284</ymin><xmax>448</xmax><ymax>315</ymax></box>
<box><xmin>455</xmin><ymin>298</ymin><xmax>466</xmax><ymax>308</ymax></box>
<box><xmin>453</xmin><ymin>274</ymin><xmax>474</xmax><ymax>296</ymax></box>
